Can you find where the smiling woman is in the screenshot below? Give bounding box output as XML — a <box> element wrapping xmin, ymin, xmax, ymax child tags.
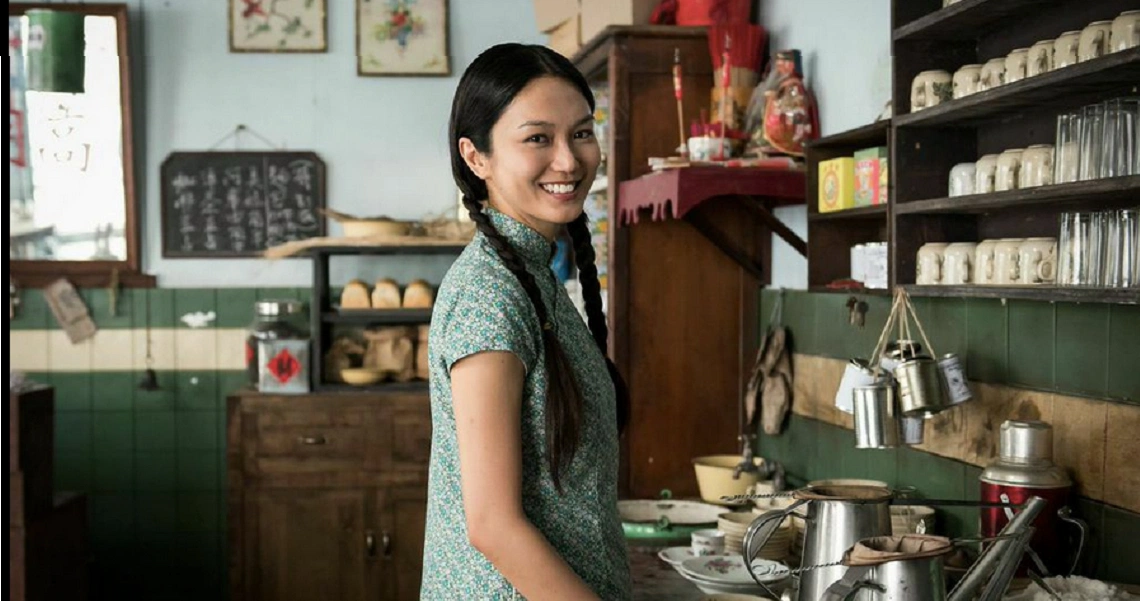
<box><xmin>420</xmin><ymin>43</ymin><xmax>631</xmax><ymax>601</ymax></box>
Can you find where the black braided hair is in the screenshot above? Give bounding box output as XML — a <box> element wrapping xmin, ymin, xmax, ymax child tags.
<box><xmin>449</xmin><ymin>43</ymin><xmax>626</xmax><ymax>491</ymax></box>
<box><xmin>462</xmin><ymin>195</ymin><xmax>583</xmax><ymax>490</ymax></box>
<box><xmin>566</xmin><ymin>214</ymin><xmax>630</xmax><ymax>435</ymax></box>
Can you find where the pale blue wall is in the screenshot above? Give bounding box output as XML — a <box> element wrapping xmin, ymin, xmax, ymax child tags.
<box><xmin>134</xmin><ymin>0</ymin><xmax>544</xmax><ymax>286</ymax></box>
<box><xmin>760</xmin><ymin>0</ymin><xmax>893</xmax><ymax>289</ymax></box>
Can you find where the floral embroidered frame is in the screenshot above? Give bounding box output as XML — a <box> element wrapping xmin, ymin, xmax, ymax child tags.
<box><xmin>357</xmin><ymin>0</ymin><xmax>450</xmax><ymax>76</ymax></box>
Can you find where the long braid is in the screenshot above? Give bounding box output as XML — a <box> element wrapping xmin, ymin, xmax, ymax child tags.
<box><xmin>463</xmin><ymin>195</ymin><xmax>583</xmax><ymax>490</ymax></box>
<box><xmin>567</xmin><ymin>214</ymin><xmax>630</xmax><ymax>435</ymax></box>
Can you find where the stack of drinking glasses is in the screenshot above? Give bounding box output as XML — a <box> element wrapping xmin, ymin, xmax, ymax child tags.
<box><xmin>1054</xmin><ymin>97</ymin><xmax>1139</xmax><ymax>183</ymax></box>
<box><xmin>1057</xmin><ymin>208</ymin><xmax>1140</xmax><ymax>288</ymax></box>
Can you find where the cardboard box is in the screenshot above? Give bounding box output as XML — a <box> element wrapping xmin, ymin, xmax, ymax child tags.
<box><xmin>818</xmin><ymin>157</ymin><xmax>856</xmax><ymax>213</ymax></box>
<box><xmin>534</xmin><ymin>0</ymin><xmax>580</xmax><ymax>33</ymax></box>
<box><xmin>580</xmin><ymin>0</ymin><xmax>657</xmax><ymax>46</ymax></box>
<box><xmin>853</xmin><ymin>146</ymin><xmax>888</xmax><ymax>206</ymax></box>
<box><xmin>547</xmin><ymin>15</ymin><xmax>582</xmax><ymax>59</ymax></box>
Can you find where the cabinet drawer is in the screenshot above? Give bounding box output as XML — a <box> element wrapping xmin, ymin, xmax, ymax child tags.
<box><xmin>250</xmin><ymin>409</ymin><xmax>381</xmax><ymax>475</ymax></box>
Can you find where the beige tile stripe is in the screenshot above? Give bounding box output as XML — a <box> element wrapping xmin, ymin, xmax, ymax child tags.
<box><xmin>9</xmin><ymin>328</ymin><xmax>248</xmax><ymax>372</ymax></box>
<box><xmin>791</xmin><ymin>353</ymin><xmax>1138</xmax><ymax>514</ymax></box>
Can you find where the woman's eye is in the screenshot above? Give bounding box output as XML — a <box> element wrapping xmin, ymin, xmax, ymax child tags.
<box><xmin>526</xmin><ymin>134</ymin><xmax>549</xmax><ymax>144</ymax></box>
<box><xmin>574</xmin><ymin>129</ymin><xmax>595</xmax><ymax>140</ymax></box>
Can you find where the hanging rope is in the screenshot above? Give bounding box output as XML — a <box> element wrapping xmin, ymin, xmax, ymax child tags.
<box><xmin>207</xmin><ymin>124</ymin><xmax>283</xmax><ymax>151</ymax></box>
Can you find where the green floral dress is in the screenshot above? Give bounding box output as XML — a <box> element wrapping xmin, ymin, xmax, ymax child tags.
<box><xmin>420</xmin><ymin>208</ymin><xmax>631</xmax><ymax>600</ymax></box>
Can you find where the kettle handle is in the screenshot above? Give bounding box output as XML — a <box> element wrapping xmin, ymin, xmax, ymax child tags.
<box><xmin>1057</xmin><ymin>506</ymin><xmax>1088</xmax><ymax>576</ymax></box>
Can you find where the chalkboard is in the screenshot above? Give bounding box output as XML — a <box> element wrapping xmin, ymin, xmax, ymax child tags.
<box><xmin>160</xmin><ymin>151</ymin><xmax>327</xmax><ymax>257</ymax></box>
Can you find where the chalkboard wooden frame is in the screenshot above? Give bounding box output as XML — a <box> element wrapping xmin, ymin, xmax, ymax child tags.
<box><xmin>160</xmin><ymin>151</ymin><xmax>327</xmax><ymax>258</ymax></box>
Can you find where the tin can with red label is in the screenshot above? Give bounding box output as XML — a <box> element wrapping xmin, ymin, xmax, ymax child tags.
<box><xmin>258</xmin><ymin>338</ymin><xmax>310</xmax><ymax>394</ymax></box>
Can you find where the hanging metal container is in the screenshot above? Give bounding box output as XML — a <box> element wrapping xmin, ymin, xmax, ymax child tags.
<box><xmin>853</xmin><ymin>384</ymin><xmax>899</xmax><ymax>449</ymax></box>
<box><xmin>25</xmin><ymin>10</ymin><xmax>86</xmax><ymax>94</ymax></box>
<box><xmin>894</xmin><ymin>356</ymin><xmax>950</xmax><ymax>416</ymax></box>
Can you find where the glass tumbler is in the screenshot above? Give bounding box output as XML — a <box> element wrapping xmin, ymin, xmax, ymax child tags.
<box><xmin>1078</xmin><ymin>103</ymin><xmax>1105</xmax><ymax>181</ymax></box>
<box><xmin>1054</xmin><ymin>110</ymin><xmax>1082</xmax><ymax>184</ymax></box>
<box><xmin>1103</xmin><ymin>97</ymin><xmax>1139</xmax><ymax>178</ymax></box>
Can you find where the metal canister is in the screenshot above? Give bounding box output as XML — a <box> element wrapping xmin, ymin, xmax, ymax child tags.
<box><xmin>853</xmin><ymin>384</ymin><xmax>899</xmax><ymax>449</ymax></box>
<box><xmin>937</xmin><ymin>353</ymin><xmax>972</xmax><ymax>406</ymax></box>
<box><xmin>894</xmin><ymin>356</ymin><xmax>950</xmax><ymax>416</ymax></box>
<box><xmin>245</xmin><ymin>299</ymin><xmax>307</xmax><ymax>390</ymax></box>
<box><xmin>836</xmin><ymin>358</ymin><xmax>881</xmax><ymax>415</ymax></box>
<box><xmin>900</xmin><ymin>414</ymin><xmax>925</xmax><ymax>445</ymax></box>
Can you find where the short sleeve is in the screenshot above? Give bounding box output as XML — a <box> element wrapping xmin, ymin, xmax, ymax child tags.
<box><xmin>439</xmin><ymin>281</ymin><xmax>539</xmax><ymax>374</ymax></box>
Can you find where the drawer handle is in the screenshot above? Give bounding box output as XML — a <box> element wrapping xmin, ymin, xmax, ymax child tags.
<box><xmin>365</xmin><ymin>531</ymin><xmax>392</xmax><ymax>559</ymax></box>
<box><xmin>298</xmin><ymin>435</ymin><xmax>327</xmax><ymax>445</ymax></box>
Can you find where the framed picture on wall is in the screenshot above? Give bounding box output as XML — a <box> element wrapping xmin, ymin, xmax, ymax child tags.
<box><xmin>230</xmin><ymin>0</ymin><xmax>328</xmax><ymax>52</ymax></box>
<box><xmin>357</xmin><ymin>0</ymin><xmax>451</xmax><ymax>76</ymax></box>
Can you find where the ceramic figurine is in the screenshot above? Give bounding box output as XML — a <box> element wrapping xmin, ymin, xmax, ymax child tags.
<box><xmin>744</xmin><ymin>49</ymin><xmax>820</xmax><ymax>157</ymax></box>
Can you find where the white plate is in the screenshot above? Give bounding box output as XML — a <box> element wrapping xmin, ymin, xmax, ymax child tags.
<box><xmin>619</xmin><ymin>499</ymin><xmax>730</xmax><ymax>525</ymax></box>
<box><xmin>658</xmin><ymin>547</ymin><xmax>740</xmax><ymax>568</ymax></box>
<box><xmin>680</xmin><ymin>556</ymin><xmax>790</xmax><ymax>586</ymax></box>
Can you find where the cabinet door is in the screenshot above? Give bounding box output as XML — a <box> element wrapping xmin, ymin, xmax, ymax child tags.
<box><xmin>379</xmin><ymin>484</ymin><xmax>428</xmax><ymax>601</ymax></box>
<box><xmin>245</xmin><ymin>488</ymin><xmax>383</xmax><ymax>601</ymax></box>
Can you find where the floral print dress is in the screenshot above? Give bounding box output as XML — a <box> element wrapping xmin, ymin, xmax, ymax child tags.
<box><xmin>420</xmin><ymin>208</ymin><xmax>631</xmax><ymax>600</ymax></box>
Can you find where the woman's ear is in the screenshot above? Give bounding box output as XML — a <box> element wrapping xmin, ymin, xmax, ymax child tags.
<box><xmin>458</xmin><ymin>137</ymin><xmax>489</xmax><ymax>180</ymax></box>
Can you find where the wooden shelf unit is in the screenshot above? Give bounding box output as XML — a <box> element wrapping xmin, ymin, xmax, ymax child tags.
<box><xmin>805</xmin><ymin>120</ymin><xmax>892</xmax><ymax>290</ymax></box>
<box><xmin>885</xmin><ymin>0</ymin><xmax>1140</xmax><ymax>301</ymax></box>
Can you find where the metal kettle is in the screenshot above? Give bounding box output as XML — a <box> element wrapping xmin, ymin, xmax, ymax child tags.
<box><xmin>743</xmin><ymin>485</ymin><xmax>893</xmax><ymax>601</ymax></box>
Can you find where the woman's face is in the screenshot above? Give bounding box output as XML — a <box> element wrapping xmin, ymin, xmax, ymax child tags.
<box><xmin>460</xmin><ymin>76</ymin><xmax>599</xmax><ymax>241</ymax></box>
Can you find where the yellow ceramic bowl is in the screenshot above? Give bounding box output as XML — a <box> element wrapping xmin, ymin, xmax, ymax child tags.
<box><xmin>340</xmin><ymin>367</ymin><xmax>385</xmax><ymax>386</ymax></box>
<box><xmin>692</xmin><ymin>455</ymin><xmax>765</xmax><ymax>506</ymax></box>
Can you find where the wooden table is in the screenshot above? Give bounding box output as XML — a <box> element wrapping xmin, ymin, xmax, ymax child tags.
<box><xmin>629</xmin><ymin>545</ymin><xmax>702</xmax><ymax>601</ymax></box>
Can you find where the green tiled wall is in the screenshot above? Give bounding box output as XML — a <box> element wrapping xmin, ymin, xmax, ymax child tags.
<box><xmin>759</xmin><ymin>289</ymin><xmax>1140</xmax><ymax>403</ymax></box>
<box><xmin>758</xmin><ymin>414</ymin><xmax>1139</xmax><ymax>584</ymax></box>
<box><xmin>758</xmin><ymin>288</ymin><xmax>1140</xmax><ymax>584</ymax></box>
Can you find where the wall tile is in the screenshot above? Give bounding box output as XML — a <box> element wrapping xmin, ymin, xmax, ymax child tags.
<box><xmin>1100</xmin><ymin>505</ymin><xmax>1140</xmax><ymax>584</ymax></box>
<box><xmin>91</xmin><ymin>329</ymin><xmax>136</xmax><ymax>371</ymax></box>
<box><xmin>1006</xmin><ymin>300</ymin><xmax>1054</xmax><ymax>390</ymax></box>
<box><xmin>178</xmin><ymin>492</ymin><xmax>220</xmax><ymax>533</ymax></box>
<box><xmin>1108</xmin><ymin>305</ymin><xmax>1140</xmax><ymax>402</ymax></box>
<box><xmin>177</xmin><ymin>411</ymin><xmax>220</xmax><ymax>450</ymax></box>
<box><xmin>92</xmin><ymin>412</ymin><xmax>134</xmax><ymax>451</ymax></box>
<box><xmin>92</xmin><ymin>373</ymin><xmax>137</xmax><ymax>411</ymax></box>
<box><xmin>215</xmin><ymin>328</ymin><xmax>247</xmax><ymax>372</ymax></box>
<box><xmin>1104</xmin><ymin>403</ymin><xmax>1140</xmax><ymax>513</ymax></box>
<box><xmin>1055</xmin><ymin>303</ymin><xmax>1109</xmax><ymax>397</ymax></box>
<box><xmin>55</xmin><ymin>413</ymin><xmax>93</xmax><ymax>450</ymax></box>
<box><xmin>135</xmin><ymin>451</ymin><xmax>177</xmax><ymax>493</ymax></box>
<box><xmin>144</xmin><ymin>289</ymin><xmax>177</xmax><ymax>329</ymax></box>
<box><xmin>132</xmin><ymin>328</ymin><xmax>175</xmax><ymax>372</ymax></box>
<box><xmin>135</xmin><ymin>494</ymin><xmax>179</xmax><ymax>536</ymax></box>
<box><xmin>47</xmin><ymin>330</ymin><xmax>94</xmax><ymax>372</ymax></box>
<box><xmin>966</xmin><ymin>298</ymin><xmax>1007</xmax><ymax>383</ymax></box>
<box><xmin>912</xmin><ymin>297</ymin><xmax>968</xmax><ymax>360</ymax></box>
<box><xmin>136</xmin><ymin>411</ymin><xmax>177</xmax><ymax>451</ymax></box>
<box><xmin>10</xmin><ymin>330</ymin><xmax>49</xmax><ymax>372</ymax></box>
<box><xmin>174</xmin><ymin>289</ymin><xmax>218</xmax><ymax>328</ymax></box>
<box><xmin>93</xmin><ymin>450</ymin><xmax>135</xmax><ymax>492</ymax></box>
<box><xmin>175</xmin><ymin>371</ymin><xmax>220</xmax><ymax>411</ymax></box>
<box><xmin>216</xmin><ymin>288</ymin><xmax>259</xmax><ymax>328</ymax></box>
<box><xmin>781</xmin><ymin>291</ymin><xmax>817</xmax><ymax>356</ymax></box>
<box><xmin>53</xmin><ymin>450</ymin><xmax>92</xmax><ymax>492</ymax></box>
<box><xmin>813</xmin><ymin>292</ymin><xmax>858</xmax><ymax>359</ymax></box>
<box><xmin>850</xmin><ymin>293</ymin><xmax>895</xmax><ymax>362</ymax></box>
<box><xmin>177</xmin><ymin>449</ymin><xmax>219</xmax><ymax>491</ymax></box>
<box><xmin>1052</xmin><ymin>394</ymin><xmax>1107</xmax><ymax>499</ymax></box>
<box><xmin>174</xmin><ymin>329</ymin><xmax>220</xmax><ymax>371</ymax></box>
<box><xmin>51</xmin><ymin>371</ymin><xmax>93</xmax><ymax>412</ymax></box>
<box><xmin>10</xmin><ymin>288</ymin><xmax>51</xmax><ymax>330</ymax></box>
<box><xmin>84</xmin><ymin>287</ymin><xmax>134</xmax><ymax>330</ymax></box>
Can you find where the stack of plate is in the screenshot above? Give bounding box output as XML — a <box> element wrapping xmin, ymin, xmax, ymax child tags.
<box><xmin>675</xmin><ymin>555</ymin><xmax>791</xmax><ymax>597</ymax></box>
<box><xmin>750</xmin><ymin>496</ymin><xmax>804</xmax><ymax>564</ymax></box>
<box><xmin>891</xmin><ymin>505</ymin><xmax>936</xmax><ymax>535</ymax></box>
<box><xmin>718</xmin><ymin>511</ymin><xmax>791</xmax><ymax>560</ymax></box>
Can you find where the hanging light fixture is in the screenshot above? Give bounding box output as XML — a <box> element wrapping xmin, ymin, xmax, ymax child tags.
<box><xmin>25</xmin><ymin>9</ymin><xmax>86</xmax><ymax>94</ymax></box>
<box><xmin>138</xmin><ymin>289</ymin><xmax>162</xmax><ymax>391</ymax></box>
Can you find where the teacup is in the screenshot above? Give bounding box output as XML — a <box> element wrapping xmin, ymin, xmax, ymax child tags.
<box><xmin>1019</xmin><ymin>144</ymin><xmax>1054</xmax><ymax>188</ymax></box>
<box><xmin>975</xmin><ymin>239</ymin><xmax>998</xmax><ymax>285</ymax></box>
<box><xmin>952</xmin><ymin>64</ymin><xmax>982</xmax><ymax>98</ymax></box>
<box><xmin>979</xmin><ymin>58</ymin><xmax>1006</xmax><ymax>92</ymax></box>
<box><xmin>1053</xmin><ymin>31</ymin><xmax>1081</xmax><ymax>69</ymax></box>
<box><xmin>1111</xmin><ymin>10</ymin><xmax>1140</xmax><ymax>52</ymax></box>
<box><xmin>917</xmin><ymin>242</ymin><xmax>949</xmax><ymax>285</ymax></box>
<box><xmin>975</xmin><ymin>154</ymin><xmax>1000</xmax><ymax>193</ymax></box>
<box><xmin>1027</xmin><ymin>40</ymin><xmax>1054</xmax><ymax>77</ymax></box>
<box><xmin>993</xmin><ymin>239</ymin><xmax>1024</xmax><ymax>286</ymax></box>
<box><xmin>1079</xmin><ymin>21</ymin><xmax>1113</xmax><ymax>62</ymax></box>
<box><xmin>949</xmin><ymin>162</ymin><xmax>976</xmax><ymax>197</ymax></box>
<box><xmin>944</xmin><ymin>242</ymin><xmax>978</xmax><ymax>285</ymax></box>
<box><xmin>911</xmin><ymin>70</ymin><xmax>953</xmax><ymax>112</ymax></box>
<box><xmin>995</xmin><ymin>149</ymin><xmax>1024</xmax><ymax>192</ymax></box>
<box><xmin>1004</xmin><ymin>48</ymin><xmax>1029</xmax><ymax>84</ymax></box>
<box><xmin>1017</xmin><ymin>237</ymin><xmax>1057</xmax><ymax>285</ymax></box>
<box><xmin>691</xmin><ymin>529</ymin><xmax>726</xmax><ymax>557</ymax></box>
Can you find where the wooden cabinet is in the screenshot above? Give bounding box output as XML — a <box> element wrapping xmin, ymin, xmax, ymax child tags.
<box><xmin>227</xmin><ymin>391</ymin><xmax>430</xmax><ymax>601</ymax></box>
<box><xmin>573</xmin><ymin>27</ymin><xmax>802</xmax><ymax>499</ymax></box>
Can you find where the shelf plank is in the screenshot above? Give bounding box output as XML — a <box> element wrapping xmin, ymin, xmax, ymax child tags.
<box><xmin>808</xmin><ymin>121</ymin><xmax>891</xmax><ymax>149</ymax></box>
<box><xmin>324</xmin><ymin>309</ymin><xmax>432</xmax><ymax>325</ymax></box>
<box><xmin>315</xmin><ymin>381</ymin><xmax>429</xmax><ymax>394</ymax></box>
<box><xmin>307</xmin><ymin>244</ymin><xmax>467</xmax><ymax>256</ymax></box>
<box><xmin>808</xmin><ymin>286</ymin><xmax>892</xmax><ymax>296</ymax></box>
<box><xmin>893</xmin><ymin>0</ymin><xmax>1070</xmax><ymax>41</ymax></box>
<box><xmin>809</xmin><ymin>205</ymin><xmax>889</xmax><ymax>221</ymax></box>
<box><xmin>893</xmin><ymin>48</ymin><xmax>1140</xmax><ymax>128</ymax></box>
<box><xmin>895</xmin><ymin>175</ymin><xmax>1140</xmax><ymax>215</ymax></box>
<box><xmin>905</xmin><ymin>285</ymin><xmax>1140</xmax><ymax>305</ymax></box>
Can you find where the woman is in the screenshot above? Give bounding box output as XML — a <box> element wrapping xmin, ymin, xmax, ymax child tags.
<box><xmin>420</xmin><ymin>43</ymin><xmax>631</xmax><ymax>600</ymax></box>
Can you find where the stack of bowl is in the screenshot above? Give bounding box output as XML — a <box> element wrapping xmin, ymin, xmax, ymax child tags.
<box><xmin>750</xmin><ymin>495</ymin><xmax>803</xmax><ymax>564</ymax></box>
<box><xmin>718</xmin><ymin>511</ymin><xmax>791</xmax><ymax>561</ymax></box>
